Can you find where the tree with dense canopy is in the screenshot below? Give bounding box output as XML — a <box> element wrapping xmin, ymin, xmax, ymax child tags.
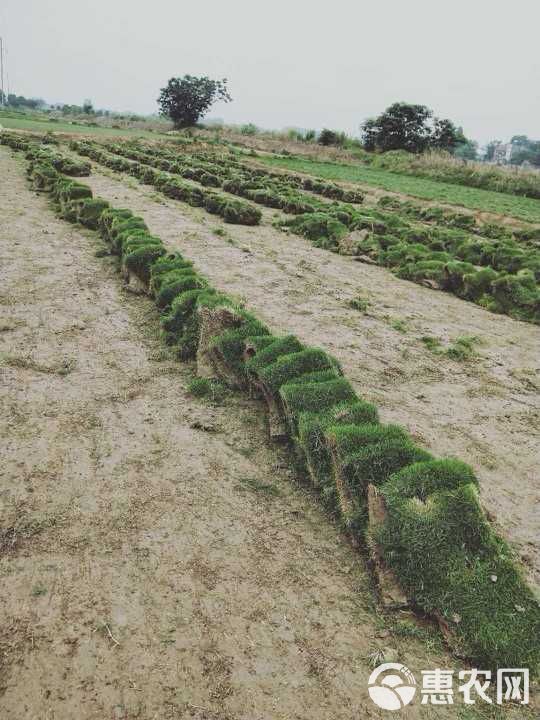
<box><xmin>361</xmin><ymin>102</ymin><xmax>467</xmax><ymax>154</ymax></box>
<box><xmin>157</xmin><ymin>75</ymin><xmax>232</xmax><ymax>129</ymax></box>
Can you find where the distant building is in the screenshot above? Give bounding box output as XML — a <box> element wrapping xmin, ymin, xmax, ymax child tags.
<box><xmin>493</xmin><ymin>143</ymin><xmax>513</xmax><ymax>164</ymax></box>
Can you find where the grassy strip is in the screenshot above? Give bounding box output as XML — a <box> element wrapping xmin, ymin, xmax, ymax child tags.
<box><xmin>7</xmin><ymin>133</ymin><xmax>538</xmax><ymax>674</ymax></box>
<box><xmin>0</xmin><ymin>110</ymin><xmax>172</xmax><ymax>140</ymax></box>
<box><xmin>368</xmin><ymin>149</ymin><xmax>540</xmax><ymax>200</ymax></box>
<box><xmin>259</xmin><ymin>155</ymin><xmax>540</xmax><ymax>225</ymax></box>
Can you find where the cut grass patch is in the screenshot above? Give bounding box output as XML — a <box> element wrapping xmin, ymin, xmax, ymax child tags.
<box><xmin>421</xmin><ymin>335</ymin><xmax>442</xmax><ymax>353</ymax></box>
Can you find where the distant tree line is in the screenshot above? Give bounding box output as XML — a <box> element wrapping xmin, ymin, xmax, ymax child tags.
<box><xmin>1</xmin><ymin>92</ymin><xmax>46</xmax><ymax>109</ymax></box>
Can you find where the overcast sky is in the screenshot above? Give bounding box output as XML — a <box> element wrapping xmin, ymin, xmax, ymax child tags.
<box><xmin>1</xmin><ymin>0</ymin><xmax>539</xmax><ymax>144</ymax></box>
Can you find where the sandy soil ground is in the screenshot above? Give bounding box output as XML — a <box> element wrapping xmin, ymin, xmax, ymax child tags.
<box><xmin>72</xmin><ymin>160</ymin><xmax>540</xmax><ymax>592</ymax></box>
<box><xmin>0</xmin><ymin>149</ymin><xmax>505</xmax><ymax>719</ymax></box>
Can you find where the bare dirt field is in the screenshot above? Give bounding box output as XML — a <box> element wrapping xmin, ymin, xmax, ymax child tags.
<box><xmin>1</xmin><ymin>149</ymin><xmax>507</xmax><ymax>719</ymax></box>
<box><xmin>74</xmin><ymin>160</ymin><xmax>540</xmax><ymax>591</ymax></box>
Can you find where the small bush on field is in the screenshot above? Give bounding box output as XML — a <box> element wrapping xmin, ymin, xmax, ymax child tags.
<box><xmin>446</xmin><ymin>335</ymin><xmax>481</xmax><ymax>361</ymax></box>
<box><xmin>186</xmin><ymin>377</ymin><xmax>229</xmax><ymax>403</ymax></box>
<box><xmin>389</xmin><ymin>318</ymin><xmax>408</xmax><ymax>333</ymax></box>
<box><xmin>421</xmin><ymin>335</ymin><xmax>442</xmax><ymax>353</ymax></box>
<box><xmin>349</xmin><ymin>296</ymin><xmax>370</xmax><ymax>312</ymax></box>
<box><xmin>240</xmin><ymin>123</ymin><xmax>258</xmax><ymax>136</ymax></box>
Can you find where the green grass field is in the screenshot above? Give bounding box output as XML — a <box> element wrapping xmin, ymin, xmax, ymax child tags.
<box><xmin>259</xmin><ymin>155</ymin><xmax>540</xmax><ymax>224</ymax></box>
<box><xmin>0</xmin><ymin>112</ymin><xmax>170</xmax><ymax>140</ymax></box>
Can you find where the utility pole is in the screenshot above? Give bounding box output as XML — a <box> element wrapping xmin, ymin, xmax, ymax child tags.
<box><xmin>0</xmin><ymin>37</ymin><xmax>4</xmax><ymax>106</ymax></box>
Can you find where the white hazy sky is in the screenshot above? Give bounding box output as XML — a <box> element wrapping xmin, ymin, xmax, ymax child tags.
<box><xmin>1</xmin><ymin>0</ymin><xmax>539</xmax><ymax>144</ymax></box>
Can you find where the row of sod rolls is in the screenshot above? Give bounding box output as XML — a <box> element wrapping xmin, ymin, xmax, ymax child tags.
<box><xmin>0</xmin><ymin>130</ymin><xmax>91</xmax><ymax>176</ymax></box>
<box><xmin>280</xmin><ymin>208</ymin><xmax>540</xmax><ymax>324</ymax></box>
<box><xmin>70</xmin><ymin>140</ymin><xmax>262</xmax><ymax>225</ymax></box>
<box><xmin>66</xmin><ymin>137</ymin><xmax>539</xmax><ymax>323</ymax></box>
<box><xmin>101</xmin><ymin>139</ymin><xmax>365</xmax><ymax>207</ymax></box>
<box><xmin>71</xmin><ymin>138</ymin><xmax>353</xmax><ymax>217</ymax></box>
<box><xmin>16</xmin><ymin>144</ymin><xmax>540</xmax><ymax>674</ymax></box>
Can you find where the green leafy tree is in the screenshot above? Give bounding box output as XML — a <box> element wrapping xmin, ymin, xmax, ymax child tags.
<box><xmin>431</xmin><ymin>119</ymin><xmax>466</xmax><ymax>152</ymax></box>
<box><xmin>361</xmin><ymin>102</ymin><xmax>465</xmax><ymax>154</ymax></box>
<box><xmin>362</xmin><ymin>103</ymin><xmax>433</xmax><ymax>153</ymax></box>
<box><xmin>157</xmin><ymin>75</ymin><xmax>232</xmax><ymax>129</ymax></box>
<box><xmin>510</xmin><ymin>135</ymin><xmax>529</xmax><ymax>147</ymax></box>
<box><xmin>5</xmin><ymin>93</ymin><xmax>45</xmax><ymax>109</ymax></box>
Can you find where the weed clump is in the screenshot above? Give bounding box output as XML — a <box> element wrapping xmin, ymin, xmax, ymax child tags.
<box><xmin>187</xmin><ymin>377</ymin><xmax>229</xmax><ymax>403</ymax></box>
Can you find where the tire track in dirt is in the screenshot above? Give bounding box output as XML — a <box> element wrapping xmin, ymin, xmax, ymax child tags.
<box><xmin>79</xmin><ymin>162</ymin><xmax>540</xmax><ymax>589</ymax></box>
<box><xmin>0</xmin><ymin>148</ymin><xmax>468</xmax><ymax>719</ymax></box>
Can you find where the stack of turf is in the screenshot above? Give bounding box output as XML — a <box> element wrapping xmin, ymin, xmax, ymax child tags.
<box><xmin>374</xmin><ymin>459</ymin><xmax>539</xmax><ymax>668</ymax></box>
<box><xmin>0</xmin><ymin>131</ymin><xmax>90</xmax><ymax>176</ymax></box>
<box><xmin>378</xmin><ymin>195</ymin><xmax>478</xmax><ymax>232</ymax></box>
<box><xmin>23</xmin><ymin>157</ymin><xmax>540</xmax><ymax>675</ymax></box>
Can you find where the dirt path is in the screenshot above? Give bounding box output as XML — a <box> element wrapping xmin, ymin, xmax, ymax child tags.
<box><xmin>0</xmin><ymin>148</ymin><xmax>487</xmax><ymax>719</ymax></box>
<box><xmin>75</xmin><ymin>161</ymin><xmax>540</xmax><ymax>590</ymax></box>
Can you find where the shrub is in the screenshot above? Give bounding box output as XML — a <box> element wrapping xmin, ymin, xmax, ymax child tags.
<box><xmin>318</xmin><ymin>129</ymin><xmax>344</xmax><ymax>147</ymax></box>
<box><xmin>240</xmin><ymin>123</ymin><xmax>258</xmax><ymax>136</ymax></box>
